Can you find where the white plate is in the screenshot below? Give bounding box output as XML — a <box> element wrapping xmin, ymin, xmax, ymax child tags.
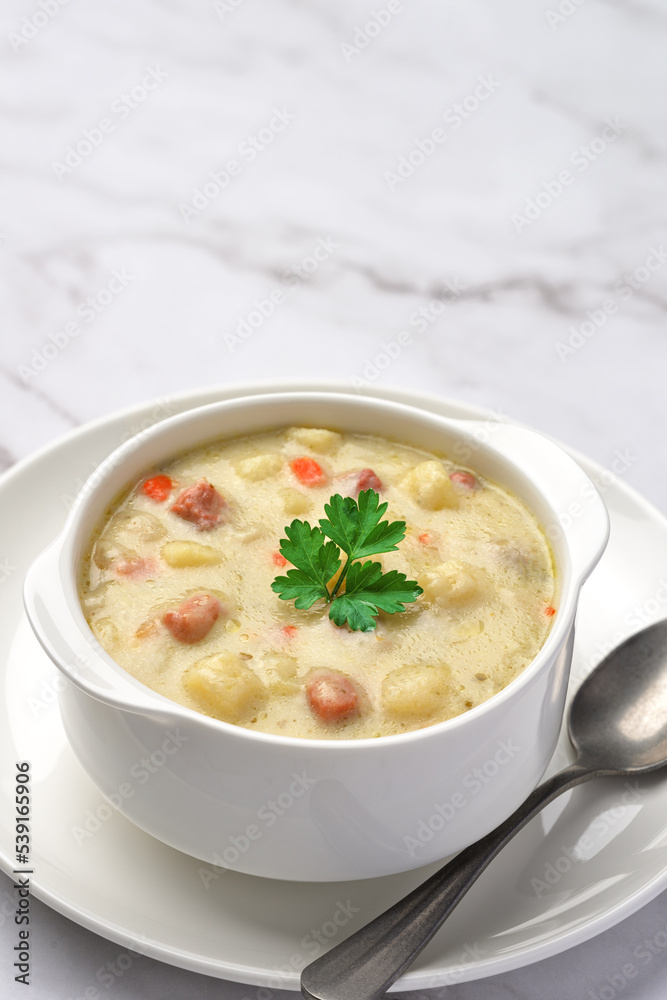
<box><xmin>2</xmin><ymin>380</ymin><xmax>667</xmax><ymax>992</ymax></box>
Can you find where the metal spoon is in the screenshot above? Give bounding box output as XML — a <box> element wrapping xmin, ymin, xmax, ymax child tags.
<box><xmin>301</xmin><ymin>618</ymin><xmax>667</xmax><ymax>1000</ymax></box>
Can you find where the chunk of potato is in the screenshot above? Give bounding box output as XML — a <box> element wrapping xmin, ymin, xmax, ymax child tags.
<box><xmin>161</xmin><ymin>540</ymin><xmax>222</xmax><ymax>567</ymax></box>
<box><xmin>183</xmin><ymin>652</ymin><xmax>267</xmax><ymax>722</ymax></box>
<box><xmin>240</xmin><ymin>526</ymin><xmax>266</xmax><ymax>543</ymax></box>
<box><xmin>236</xmin><ymin>454</ymin><xmax>283</xmax><ymax>481</ymax></box>
<box><xmin>93</xmin><ymin>511</ymin><xmax>166</xmax><ymax>569</ymax></box>
<box><xmin>419</xmin><ymin>560</ymin><xmax>488</xmax><ymax>608</ymax></box>
<box><xmin>91</xmin><ymin>617</ymin><xmax>119</xmax><ymax>649</ymax></box>
<box><xmin>264</xmin><ymin>653</ymin><xmax>300</xmax><ymax>696</ymax></box>
<box><xmin>81</xmin><ymin>581</ymin><xmax>118</xmax><ymax>612</ymax></box>
<box><xmin>115</xmin><ymin>511</ymin><xmax>166</xmax><ymax>544</ymax></box>
<box><xmin>382</xmin><ymin>663</ymin><xmax>453</xmax><ymax>718</ymax></box>
<box><xmin>287</xmin><ymin>427</ymin><xmax>341</xmax><ymax>453</ymax></box>
<box><xmin>403</xmin><ymin>461</ymin><xmax>458</xmax><ymax>510</ymax></box>
<box><xmin>263</xmin><ymin>651</ymin><xmax>298</xmax><ymax>679</ymax></box>
<box><xmin>450</xmin><ymin>619</ymin><xmax>485</xmax><ymax>642</ymax></box>
<box><xmin>93</xmin><ymin>537</ymin><xmax>134</xmax><ymax>570</ymax></box>
<box><xmin>281</xmin><ymin>489</ymin><xmax>313</xmax><ymax>516</ymax></box>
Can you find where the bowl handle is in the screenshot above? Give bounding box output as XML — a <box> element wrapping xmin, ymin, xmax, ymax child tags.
<box><xmin>23</xmin><ymin>539</ymin><xmax>185</xmax><ymax>722</ymax></box>
<box><xmin>464</xmin><ymin>420</ymin><xmax>610</xmax><ymax>586</ymax></box>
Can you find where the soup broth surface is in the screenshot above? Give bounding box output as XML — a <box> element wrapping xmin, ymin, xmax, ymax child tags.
<box><xmin>79</xmin><ymin>426</ymin><xmax>557</xmax><ymax>739</ymax></box>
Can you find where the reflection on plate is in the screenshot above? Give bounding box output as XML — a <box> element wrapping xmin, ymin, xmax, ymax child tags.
<box><xmin>1</xmin><ymin>381</ymin><xmax>667</xmax><ymax>992</ymax></box>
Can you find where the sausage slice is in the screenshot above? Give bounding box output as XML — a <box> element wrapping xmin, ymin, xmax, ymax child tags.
<box><xmin>162</xmin><ymin>593</ymin><xmax>221</xmax><ymax>644</ymax></box>
<box><xmin>170</xmin><ymin>479</ymin><xmax>227</xmax><ymax>530</ymax></box>
<box><xmin>306</xmin><ymin>669</ymin><xmax>360</xmax><ymax>723</ymax></box>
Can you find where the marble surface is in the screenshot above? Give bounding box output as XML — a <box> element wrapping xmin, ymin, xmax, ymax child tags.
<box><xmin>1</xmin><ymin>0</ymin><xmax>667</xmax><ymax>996</ymax></box>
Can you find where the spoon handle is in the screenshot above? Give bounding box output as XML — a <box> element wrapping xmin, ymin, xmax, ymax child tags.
<box><xmin>301</xmin><ymin>762</ymin><xmax>594</xmax><ymax>1000</ymax></box>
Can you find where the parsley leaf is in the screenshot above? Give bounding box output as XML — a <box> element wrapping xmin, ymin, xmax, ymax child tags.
<box><xmin>328</xmin><ymin>561</ymin><xmax>423</xmax><ymax>632</ymax></box>
<box><xmin>271</xmin><ymin>490</ymin><xmax>423</xmax><ymax>630</ymax></box>
<box><xmin>320</xmin><ymin>490</ymin><xmax>406</xmax><ymax>561</ymax></box>
<box><xmin>270</xmin><ymin>520</ymin><xmax>341</xmax><ymax>609</ymax></box>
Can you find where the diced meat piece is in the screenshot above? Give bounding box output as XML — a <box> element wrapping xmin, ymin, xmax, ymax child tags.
<box><xmin>170</xmin><ymin>479</ymin><xmax>227</xmax><ymax>530</ymax></box>
<box><xmin>142</xmin><ymin>475</ymin><xmax>173</xmax><ymax>502</ymax></box>
<box><xmin>338</xmin><ymin>468</ymin><xmax>383</xmax><ymax>497</ymax></box>
<box><xmin>290</xmin><ymin>457</ymin><xmax>327</xmax><ymax>487</ymax></box>
<box><xmin>449</xmin><ymin>471</ymin><xmax>478</xmax><ymax>491</ymax></box>
<box><xmin>355</xmin><ymin>468</ymin><xmax>383</xmax><ymax>494</ymax></box>
<box><xmin>306</xmin><ymin>669</ymin><xmax>360</xmax><ymax>723</ymax></box>
<box><xmin>115</xmin><ymin>556</ymin><xmax>159</xmax><ymax>579</ymax></box>
<box><xmin>163</xmin><ymin>593</ymin><xmax>222</xmax><ymax>644</ymax></box>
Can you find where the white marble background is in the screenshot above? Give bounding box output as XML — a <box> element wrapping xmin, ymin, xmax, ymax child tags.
<box><xmin>1</xmin><ymin>0</ymin><xmax>667</xmax><ymax>996</ymax></box>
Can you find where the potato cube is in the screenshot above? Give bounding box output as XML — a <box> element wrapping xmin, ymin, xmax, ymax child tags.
<box><xmin>236</xmin><ymin>454</ymin><xmax>283</xmax><ymax>481</ymax></box>
<box><xmin>382</xmin><ymin>663</ymin><xmax>452</xmax><ymax>718</ymax></box>
<box><xmin>93</xmin><ymin>537</ymin><xmax>132</xmax><ymax>570</ymax></box>
<box><xmin>281</xmin><ymin>489</ymin><xmax>313</xmax><ymax>516</ymax></box>
<box><xmin>115</xmin><ymin>511</ymin><xmax>167</xmax><ymax>544</ymax></box>
<box><xmin>268</xmin><ymin>676</ymin><xmax>300</xmax><ymax>697</ymax></box>
<box><xmin>451</xmin><ymin>619</ymin><xmax>485</xmax><ymax>642</ymax></box>
<box><xmin>81</xmin><ymin>581</ymin><xmax>118</xmax><ymax>612</ymax></box>
<box><xmin>287</xmin><ymin>427</ymin><xmax>341</xmax><ymax>453</ymax></box>
<box><xmin>419</xmin><ymin>560</ymin><xmax>488</xmax><ymax>608</ymax></box>
<box><xmin>263</xmin><ymin>652</ymin><xmax>300</xmax><ymax>695</ymax></box>
<box><xmin>183</xmin><ymin>652</ymin><xmax>267</xmax><ymax>722</ymax></box>
<box><xmin>403</xmin><ymin>461</ymin><xmax>458</xmax><ymax>510</ymax></box>
<box><xmin>161</xmin><ymin>540</ymin><xmax>222</xmax><ymax>567</ymax></box>
<box><xmin>263</xmin><ymin>651</ymin><xmax>298</xmax><ymax>679</ymax></box>
<box><xmin>240</xmin><ymin>526</ymin><xmax>266</xmax><ymax>543</ymax></box>
<box><xmin>91</xmin><ymin>617</ymin><xmax>119</xmax><ymax>649</ymax></box>
<box><xmin>93</xmin><ymin>511</ymin><xmax>166</xmax><ymax>569</ymax></box>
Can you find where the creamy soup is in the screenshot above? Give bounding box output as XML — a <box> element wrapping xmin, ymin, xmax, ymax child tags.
<box><xmin>79</xmin><ymin>426</ymin><xmax>557</xmax><ymax>739</ymax></box>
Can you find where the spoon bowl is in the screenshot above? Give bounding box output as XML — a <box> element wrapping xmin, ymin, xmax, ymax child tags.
<box><xmin>570</xmin><ymin>619</ymin><xmax>667</xmax><ymax>772</ymax></box>
<box><xmin>302</xmin><ymin>618</ymin><xmax>667</xmax><ymax>1000</ymax></box>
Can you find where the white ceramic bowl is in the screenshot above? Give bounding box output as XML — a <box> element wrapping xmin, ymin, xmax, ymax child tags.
<box><xmin>23</xmin><ymin>392</ymin><xmax>609</xmax><ymax>881</ymax></box>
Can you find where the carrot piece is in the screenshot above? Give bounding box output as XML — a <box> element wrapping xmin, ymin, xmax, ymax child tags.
<box><xmin>544</xmin><ymin>605</ymin><xmax>557</xmax><ymax>617</ymax></box>
<box><xmin>142</xmin><ymin>475</ymin><xmax>173</xmax><ymax>502</ymax></box>
<box><xmin>290</xmin><ymin>457</ymin><xmax>327</xmax><ymax>487</ymax></box>
<box><xmin>273</xmin><ymin>552</ymin><xmax>288</xmax><ymax>567</ymax></box>
<box><xmin>282</xmin><ymin>625</ymin><xmax>298</xmax><ymax>639</ymax></box>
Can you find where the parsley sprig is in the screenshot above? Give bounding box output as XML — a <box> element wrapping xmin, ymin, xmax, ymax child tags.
<box><xmin>271</xmin><ymin>489</ymin><xmax>423</xmax><ymax>632</ymax></box>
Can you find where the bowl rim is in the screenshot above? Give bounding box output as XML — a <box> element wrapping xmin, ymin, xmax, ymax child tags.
<box><xmin>30</xmin><ymin>388</ymin><xmax>608</xmax><ymax>751</ymax></box>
